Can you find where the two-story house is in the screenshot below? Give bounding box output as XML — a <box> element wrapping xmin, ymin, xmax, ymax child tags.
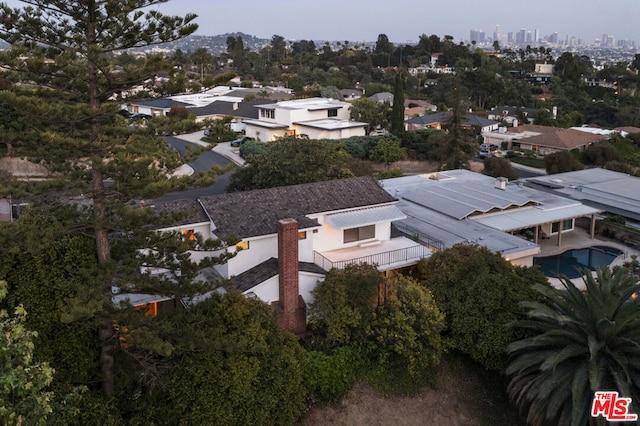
<box><xmin>242</xmin><ymin>97</ymin><xmax>368</xmax><ymax>141</ymax></box>
<box><xmin>149</xmin><ymin>176</ymin><xmax>432</xmax><ymax>334</ymax></box>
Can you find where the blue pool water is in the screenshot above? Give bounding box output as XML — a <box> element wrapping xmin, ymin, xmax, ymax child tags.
<box><xmin>534</xmin><ymin>245</ymin><xmax>623</xmax><ymax>279</ymax></box>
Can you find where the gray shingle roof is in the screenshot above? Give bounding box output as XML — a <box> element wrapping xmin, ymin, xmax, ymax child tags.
<box><xmin>132</xmin><ymin>99</ymin><xmax>192</xmax><ymax>109</ymax></box>
<box><xmin>151</xmin><ymin>199</ymin><xmax>209</xmax><ymax>227</ymax></box>
<box><xmin>199</xmin><ymin>176</ymin><xmax>397</xmax><ymax>239</ymax></box>
<box><xmin>189</xmin><ymin>99</ymin><xmax>275</xmax><ymax>119</ymax></box>
<box><xmin>228</xmin><ymin>257</ymin><xmax>325</xmax><ymax>292</ymax></box>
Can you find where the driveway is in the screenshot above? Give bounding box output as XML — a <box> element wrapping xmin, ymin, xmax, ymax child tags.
<box><xmin>157</xmin><ymin>132</ymin><xmax>241</xmax><ymax>202</ymax></box>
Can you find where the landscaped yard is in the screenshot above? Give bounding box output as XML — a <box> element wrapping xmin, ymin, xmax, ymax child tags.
<box><xmin>301</xmin><ymin>353</ymin><xmax>526</xmax><ymax>426</ymax></box>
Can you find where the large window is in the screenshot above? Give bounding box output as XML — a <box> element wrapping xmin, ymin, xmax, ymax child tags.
<box><xmin>344</xmin><ymin>225</ymin><xmax>375</xmax><ymax>243</ymax></box>
<box><xmin>260</xmin><ymin>109</ymin><xmax>275</xmax><ymax>119</ymax></box>
<box><xmin>551</xmin><ymin>219</ymin><xmax>574</xmax><ymax>234</ymax></box>
<box><xmin>327</xmin><ymin>108</ymin><xmax>338</xmax><ymax>117</ymax></box>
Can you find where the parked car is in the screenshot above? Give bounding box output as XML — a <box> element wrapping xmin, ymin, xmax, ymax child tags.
<box><xmin>204</xmin><ymin>127</ymin><xmax>212</xmax><ymax>136</ymax></box>
<box><xmin>230</xmin><ymin>136</ymin><xmax>253</xmax><ymax>147</ymax></box>
<box><xmin>130</xmin><ymin>113</ymin><xmax>152</xmax><ymax>120</ymax></box>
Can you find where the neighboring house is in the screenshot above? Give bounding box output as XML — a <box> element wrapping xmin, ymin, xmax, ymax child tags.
<box><xmin>408</xmin><ymin>65</ymin><xmax>431</xmax><ymax>76</ymax></box>
<box><xmin>368</xmin><ymin>92</ymin><xmax>394</xmax><ymax>105</ymax></box>
<box><xmin>584</xmin><ymin>76</ymin><xmax>618</xmax><ymax>89</ymax></box>
<box><xmin>188</xmin><ymin>99</ymin><xmax>275</xmax><ymax>125</ymax></box>
<box><xmin>614</xmin><ymin>126</ymin><xmax>640</xmax><ymax>136</ymax></box>
<box><xmin>381</xmin><ymin>170</ymin><xmax>602</xmax><ymax>266</ymax></box>
<box><xmin>404</xmin><ymin>99</ymin><xmax>437</xmax><ymax>118</ymax></box>
<box><xmin>482</xmin><ymin>124</ymin><xmax>609</xmax><ymax>154</ymax></box>
<box><xmin>150</xmin><ymin>176</ymin><xmax>432</xmax><ymax>334</ymax></box>
<box><xmin>488</xmin><ymin>105</ymin><xmax>539</xmax><ymax>125</ymax></box>
<box><xmin>340</xmin><ymin>88</ymin><xmax>364</xmax><ymax>101</ymax></box>
<box><xmin>405</xmin><ymin>112</ymin><xmax>500</xmax><ymax>133</ymax></box>
<box><xmin>126</xmin><ymin>98</ymin><xmax>192</xmax><ymax>117</ymax></box>
<box><xmin>125</xmin><ymin>85</ymin><xmax>292</xmax><ymax>118</ymax></box>
<box><xmin>242</xmin><ymin>97</ymin><xmax>368</xmax><ymax>141</ymax></box>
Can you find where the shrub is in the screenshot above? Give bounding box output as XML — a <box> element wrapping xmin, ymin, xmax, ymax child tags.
<box><xmin>303</xmin><ymin>346</ymin><xmax>363</xmax><ymax>405</ymax></box>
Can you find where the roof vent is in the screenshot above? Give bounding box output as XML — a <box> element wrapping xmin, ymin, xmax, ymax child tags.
<box><xmin>495</xmin><ymin>177</ymin><xmax>508</xmax><ymax>190</ymax></box>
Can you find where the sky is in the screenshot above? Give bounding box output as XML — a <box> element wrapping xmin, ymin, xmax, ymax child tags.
<box><xmin>2</xmin><ymin>0</ymin><xmax>640</xmax><ymax>45</ymax></box>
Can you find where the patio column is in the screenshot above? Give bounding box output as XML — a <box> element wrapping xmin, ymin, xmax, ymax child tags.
<box><xmin>557</xmin><ymin>221</ymin><xmax>563</xmax><ymax>247</ymax></box>
<box><xmin>533</xmin><ymin>226</ymin><xmax>539</xmax><ymax>244</ymax></box>
<box><xmin>590</xmin><ymin>214</ymin><xmax>596</xmax><ymax>239</ymax></box>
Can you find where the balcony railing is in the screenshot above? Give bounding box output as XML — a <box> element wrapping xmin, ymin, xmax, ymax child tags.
<box><xmin>314</xmin><ymin>244</ymin><xmax>431</xmax><ymax>271</ymax></box>
<box><xmin>392</xmin><ymin>223</ymin><xmax>445</xmax><ymax>251</ymax></box>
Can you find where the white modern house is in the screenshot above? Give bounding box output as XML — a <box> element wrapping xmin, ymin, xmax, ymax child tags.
<box><xmin>150</xmin><ymin>177</ymin><xmax>432</xmax><ymax>334</ymax></box>
<box><xmin>242</xmin><ymin>97</ymin><xmax>368</xmax><ymax>141</ymax></box>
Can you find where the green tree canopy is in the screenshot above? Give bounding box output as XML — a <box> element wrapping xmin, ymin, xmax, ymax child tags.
<box><xmin>0</xmin><ymin>281</ymin><xmax>55</xmax><ymax>426</ymax></box>
<box><xmin>366</xmin><ymin>275</ymin><xmax>445</xmax><ymax>388</ymax></box>
<box><xmin>415</xmin><ymin>244</ymin><xmax>549</xmax><ymax>370</ymax></box>
<box><xmin>349</xmin><ymin>97</ymin><xmax>390</xmax><ymax>132</ymax></box>
<box><xmin>0</xmin><ymin>0</ymin><xmax>199</xmax><ymax>396</ymax></box>
<box><xmin>309</xmin><ymin>264</ymin><xmax>381</xmax><ymax>345</ymax></box>
<box><xmin>483</xmin><ymin>157</ymin><xmax>518</xmax><ymax>181</ymax></box>
<box><xmin>369</xmin><ymin>138</ymin><xmax>407</xmax><ymax>168</ymax></box>
<box><xmin>390</xmin><ymin>73</ymin><xmax>406</xmax><ymax>137</ymax></box>
<box><xmin>227</xmin><ymin>136</ymin><xmax>354</xmax><ymax>191</ymax></box>
<box><xmin>158</xmin><ymin>291</ymin><xmax>307</xmax><ymax>425</ymax></box>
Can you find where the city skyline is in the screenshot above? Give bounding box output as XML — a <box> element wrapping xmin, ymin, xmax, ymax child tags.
<box><xmin>0</xmin><ymin>0</ymin><xmax>638</xmax><ymax>46</ymax></box>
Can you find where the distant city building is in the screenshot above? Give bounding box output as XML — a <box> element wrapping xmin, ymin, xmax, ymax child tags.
<box><xmin>470</xmin><ymin>29</ymin><xmax>485</xmax><ymax>44</ymax></box>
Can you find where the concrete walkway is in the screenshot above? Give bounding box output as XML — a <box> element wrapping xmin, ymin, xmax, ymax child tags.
<box><xmin>170</xmin><ymin>164</ymin><xmax>194</xmax><ymax>177</ymax></box>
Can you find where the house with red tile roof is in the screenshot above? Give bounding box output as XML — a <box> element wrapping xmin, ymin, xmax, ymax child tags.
<box><xmin>483</xmin><ymin>124</ymin><xmax>609</xmax><ymax>155</ymax></box>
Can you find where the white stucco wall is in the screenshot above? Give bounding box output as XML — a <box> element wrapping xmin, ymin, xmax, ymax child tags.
<box><xmin>215</xmin><ymin>230</ymin><xmax>316</xmax><ymax>279</ymax></box>
<box><xmin>295</xmin><ymin>126</ymin><xmax>366</xmax><ymax>140</ymax></box>
<box><xmin>311</xmin><ymin>217</ymin><xmax>387</xmax><ymax>252</ymax></box>
<box><xmin>244</xmin><ymin>271</ymin><xmax>324</xmax><ymax>306</ymax></box>
<box><xmin>247</xmin><ymin>276</ymin><xmax>280</xmax><ymax>303</ymax></box>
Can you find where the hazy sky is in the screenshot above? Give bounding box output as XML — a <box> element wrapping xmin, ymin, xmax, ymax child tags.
<box><xmin>2</xmin><ymin>0</ymin><xmax>639</xmax><ymax>44</ymax></box>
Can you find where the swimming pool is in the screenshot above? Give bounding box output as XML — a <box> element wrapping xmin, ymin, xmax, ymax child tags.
<box><xmin>534</xmin><ymin>245</ymin><xmax>624</xmax><ymax>279</ymax></box>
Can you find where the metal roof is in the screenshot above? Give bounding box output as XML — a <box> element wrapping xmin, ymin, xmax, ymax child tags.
<box><xmin>526</xmin><ymin>168</ymin><xmax>640</xmax><ymax>221</ymax></box>
<box><xmin>471</xmin><ymin>204</ymin><xmax>601</xmax><ymax>231</ymax></box>
<box><xmin>399</xmin><ymin>173</ymin><xmax>541</xmax><ymax>220</ymax></box>
<box><xmin>326</xmin><ymin>205</ymin><xmax>406</xmax><ymax>229</ymax></box>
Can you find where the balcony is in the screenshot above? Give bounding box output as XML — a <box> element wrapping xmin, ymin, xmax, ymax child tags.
<box><xmin>314</xmin><ymin>237</ymin><xmax>432</xmax><ymax>271</ymax></box>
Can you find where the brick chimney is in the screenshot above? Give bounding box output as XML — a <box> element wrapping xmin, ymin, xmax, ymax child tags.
<box><xmin>275</xmin><ymin>218</ymin><xmax>305</xmax><ymax>335</ymax></box>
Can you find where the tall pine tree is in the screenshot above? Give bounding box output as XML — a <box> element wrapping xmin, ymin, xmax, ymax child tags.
<box><xmin>0</xmin><ymin>0</ymin><xmax>198</xmax><ymax>397</ymax></box>
<box><xmin>390</xmin><ymin>72</ymin><xmax>405</xmax><ymax>137</ymax></box>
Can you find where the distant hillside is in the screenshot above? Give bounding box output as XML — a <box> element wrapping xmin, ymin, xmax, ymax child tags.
<box><xmin>157</xmin><ymin>33</ymin><xmax>271</xmax><ymax>55</ymax></box>
<box><xmin>143</xmin><ymin>34</ymin><xmax>375</xmax><ymax>54</ymax></box>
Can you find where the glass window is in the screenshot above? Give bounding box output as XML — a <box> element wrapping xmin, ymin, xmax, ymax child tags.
<box><xmin>344</xmin><ymin>225</ymin><xmax>375</xmax><ymax>243</ymax></box>
<box><xmin>182</xmin><ymin>229</ymin><xmax>195</xmax><ymax>241</ymax></box>
<box><xmin>551</xmin><ymin>219</ymin><xmax>574</xmax><ymax>234</ymax></box>
<box><xmin>327</xmin><ymin>108</ymin><xmax>338</xmax><ymax>117</ymax></box>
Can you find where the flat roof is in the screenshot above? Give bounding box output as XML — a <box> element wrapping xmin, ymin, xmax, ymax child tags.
<box><xmin>294</xmin><ymin>119</ymin><xmax>368</xmax><ymax>130</ymax></box>
<box><xmin>526</xmin><ymin>168</ymin><xmax>640</xmax><ymax>221</ymax></box>
<box><xmin>242</xmin><ymin>119</ymin><xmax>290</xmax><ymax>129</ymax></box>
<box><xmin>258</xmin><ymin>97</ymin><xmax>349</xmax><ymax>111</ymax></box>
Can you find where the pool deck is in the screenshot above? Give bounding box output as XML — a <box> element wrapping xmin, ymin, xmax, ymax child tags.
<box><xmin>535</xmin><ymin>228</ymin><xmax>640</xmax><ymax>289</ymax></box>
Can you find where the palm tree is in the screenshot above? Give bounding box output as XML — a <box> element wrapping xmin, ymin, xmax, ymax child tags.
<box><xmin>506</xmin><ymin>267</ymin><xmax>640</xmax><ymax>426</ymax></box>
